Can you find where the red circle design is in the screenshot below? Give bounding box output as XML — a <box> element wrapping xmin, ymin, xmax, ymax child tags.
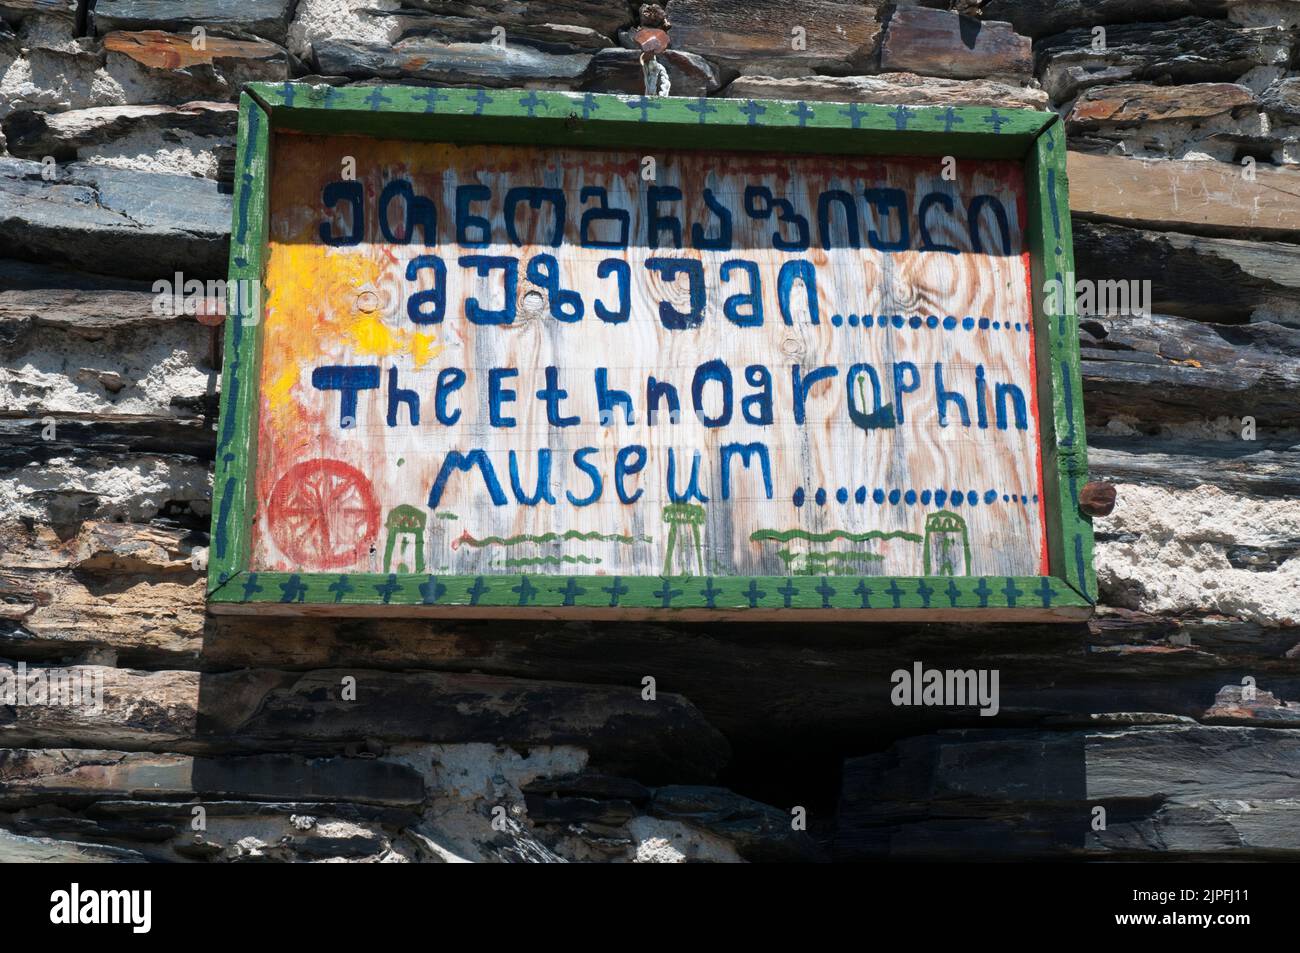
<box><xmin>267</xmin><ymin>459</ymin><xmax>381</xmax><ymax>569</ymax></box>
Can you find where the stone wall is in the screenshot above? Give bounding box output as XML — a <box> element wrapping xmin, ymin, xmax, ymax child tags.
<box><xmin>1</xmin><ymin>0</ymin><xmax>1298</xmax><ymax>862</ymax></box>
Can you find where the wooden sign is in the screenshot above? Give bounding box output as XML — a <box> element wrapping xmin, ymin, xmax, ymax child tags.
<box><xmin>208</xmin><ymin>84</ymin><xmax>1095</xmax><ymax>620</ymax></box>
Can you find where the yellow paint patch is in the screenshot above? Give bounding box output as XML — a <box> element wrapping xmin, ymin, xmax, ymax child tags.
<box><xmin>258</xmin><ymin>243</ymin><xmax>442</xmax><ymax>438</ymax></box>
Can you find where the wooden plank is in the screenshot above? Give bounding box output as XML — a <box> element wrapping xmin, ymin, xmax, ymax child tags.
<box><xmin>207</xmin><ymin>85</ymin><xmax>1086</xmax><ymax>619</ymax></box>
<box><xmin>246</xmin><ymin>84</ymin><xmax>1055</xmax><ymax>161</ymax></box>
<box><xmin>208</xmin><ymin>92</ymin><xmax>270</xmax><ymax>594</ymax></box>
<box><xmin>1024</xmin><ymin>119</ymin><xmax>1095</xmax><ymax>603</ymax></box>
<box><xmin>1068</xmin><ymin>151</ymin><xmax>1300</xmax><ymax>240</ymax></box>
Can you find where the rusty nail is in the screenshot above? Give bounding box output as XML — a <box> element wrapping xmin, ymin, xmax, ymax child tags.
<box><xmin>195</xmin><ymin>298</ymin><xmax>225</xmax><ymax>371</ymax></box>
<box><xmin>1079</xmin><ymin>481</ymin><xmax>1117</xmax><ymax>517</ymax></box>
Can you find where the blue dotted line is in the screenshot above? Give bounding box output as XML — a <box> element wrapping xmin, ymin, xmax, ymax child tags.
<box><xmin>826</xmin><ymin>313</ymin><xmax>1028</xmax><ymax>332</ymax></box>
<box><xmin>792</xmin><ymin>487</ymin><xmax>1040</xmax><ymax>508</ymax></box>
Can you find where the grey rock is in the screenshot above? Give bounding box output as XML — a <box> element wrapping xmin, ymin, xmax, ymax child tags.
<box><xmin>312</xmin><ymin>38</ymin><xmax>591</xmax><ymax>87</ymax></box>
<box><xmin>93</xmin><ymin>0</ymin><xmax>295</xmax><ymax>45</ymax></box>
<box><xmin>1037</xmin><ymin>17</ymin><xmax>1288</xmax><ymax>104</ymax></box>
<box><xmin>0</xmin><ymin>158</ymin><xmax>230</xmax><ymax>278</ymax></box>
<box><xmin>723</xmin><ymin>73</ymin><xmax>1049</xmax><ymax>111</ymax></box>
<box><xmin>580</xmin><ymin>48</ymin><xmax>723</xmax><ymax>97</ymax></box>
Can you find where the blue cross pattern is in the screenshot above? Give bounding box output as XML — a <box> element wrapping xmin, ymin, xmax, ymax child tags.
<box><xmin>467</xmin><ymin>576</ymin><xmax>489</xmax><ymax>605</ymax></box>
<box><xmin>744</xmin><ymin>579</ymin><xmax>767</xmax><ymax>607</ymax></box>
<box><xmin>513</xmin><ymin>575</ymin><xmax>538</xmax><ymax>605</ymax></box>
<box><xmin>279</xmin><ymin>574</ymin><xmax>306</xmax><ymax>603</ymax></box>
<box><xmin>945</xmin><ymin>580</ymin><xmax>962</xmax><ymax>607</ymax></box>
<box><xmin>916</xmin><ymin>578</ymin><xmax>934</xmax><ymax>608</ymax></box>
<box><xmin>280</xmin><ymin>82</ymin><xmax>296</xmax><ymax>107</ymax></box>
<box><xmin>1003</xmin><ymin>577</ymin><xmax>1023</xmax><ymax>607</ymax></box>
<box><xmin>854</xmin><ymin>579</ymin><xmax>873</xmax><ymax>608</ymax></box>
<box><xmin>374</xmin><ymin>573</ymin><xmax>401</xmax><ymax>604</ymax></box>
<box><xmin>941</xmin><ymin>107</ymin><xmax>963</xmax><ymax>132</ymax></box>
<box><xmin>741</xmin><ymin>100</ymin><xmax>767</xmax><ymax>126</ymax></box>
<box><xmin>984</xmin><ymin>109</ymin><xmax>1009</xmax><ymax>133</ymax></box>
<box><xmin>628</xmin><ymin>96</ymin><xmax>661</xmax><ymax>122</ymax></box>
<box><xmin>579</xmin><ymin>93</ymin><xmax>601</xmax><ymax>119</ymax></box>
<box><xmin>686</xmin><ymin>97</ymin><xmax>717</xmax><ymax>124</ymax></box>
<box><xmin>365</xmin><ymin>87</ymin><xmax>391</xmax><ymax>111</ymax></box>
<box><xmin>241</xmin><ymin>573</ymin><xmax>263</xmax><ymax>600</ymax></box>
<box><xmin>791</xmin><ymin>101</ymin><xmax>815</xmax><ymax>127</ymax></box>
<box><xmin>518</xmin><ymin>91</ymin><xmax>545</xmax><ymax>117</ymax></box>
<box><xmin>888</xmin><ymin>106</ymin><xmax>912</xmax><ymax>130</ymax></box>
<box><xmin>420</xmin><ymin>575</ymin><xmax>447</xmax><ymax>604</ymax></box>
<box><xmin>470</xmin><ymin>88</ymin><xmax>493</xmax><ymax>115</ymax></box>
<box><xmin>415</xmin><ymin>87</ymin><xmax>449</xmax><ymax>113</ymax></box>
<box><xmin>885</xmin><ymin>579</ymin><xmax>905</xmax><ymax>608</ymax></box>
<box><xmin>778</xmin><ymin>579</ymin><xmax>799</xmax><ymax>608</ymax></box>
<box><xmin>700</xmin><ymin>577</ymin><xmax>722</xmax><ymax>608</ymax></box>
<box><xmin>328</xmin><ymin>574</ymin><xmax>353</xmax><ymax>603</ymax></box>
<box><xmin>815</xmin><ymin>577</ymin><xmax>836</xmax><ymax>607</ymax></box>
<box><xmin>974</xmin><ymin>578</ymin><xmax>992</xmax><ymax>607</ymax></box>
<box><xmin>1036</xmin><ymin>577</ymin><xmax>1055</xmax><ymax>607</ymax></box>
<box><xmin>840</xmin><ymin>103</ymin><xmax>868</xmax><ymax>129</ymax></box>
<box><xmin>559</xmin><ymin>577</ymin><xmax>586</xmax><ymax>606</ymax></box>
<box><xmin>603</xmin><ymin>576</ymin><xmax>629</xmax><ymax>607</ymax></box>
<box><xmin>654</xmin><ymin>576</ymin><xmax>682</xmax><ymax>607</ymax></box>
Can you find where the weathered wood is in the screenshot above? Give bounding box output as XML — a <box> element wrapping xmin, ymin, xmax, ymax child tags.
<box><xmin>0</xmin><ymin>158</ymin><xmax>230</xmax><ymax>279</ymax></box>
<box><xmin>93</xmin><ymin>0</ymin><xmax>295</xmax><ymax>45</ymax></box>
<box><xmin>835</xmin><ymin>724</ymin><xmax>1300</xmax><ymax>858</ymax></box>
<box><xmin>1079</xmin><ymin>312</ymin><xmax>1300</xmax><ymax>427</ymax></box>
<box><xmin>0</xmin><ymin>748</ymin><xmax>426</xmax><ymax>807</ymax></box>
<box><xmin>880</xmin><ymin>7</ymin><xmax>1032</xmax><ymax>80</ymax></box>
<box><xmin>1068</xmin><ymin>152</ymin><xmax>1300</xmax><ymax>241</ymax></box>
<box><xmin>1072</xmin><ymin>220</ymin><xmax>1300</xmax><ymax>325</ymax></box>
<box><xmin>246</xmin><ymin>134</ymin><xmax>1050</xmax><ymax>587</ymax></box>
<box><xmin>1066</xmin><ymin>82</ymin><xmax>1255</xmax><ymax>128</ymax></box>
<box><xmin>666</xmin><ymin>0</ymin><xmax>881</xmax><ymax>75</ymax></box>
<box><xmin>722</xmin><ymin>72</ymin><xmax>1049</xmax><ymax>110</ymax></box>
<box><xmin>0</xmin><ymin>663</ymin><xmax>731</xmax><ymax>782</ymax></box>
<box><xmin>1036</xmin><ymin>17</ymin><xmax>1286</xmax><ymax>104</ymax></box>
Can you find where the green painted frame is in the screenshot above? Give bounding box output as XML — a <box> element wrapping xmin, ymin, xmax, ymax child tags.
<box><xmin>207</xmin><ymin>83</ymin><xmax>1093</xmax><ymax>621</ymax></box>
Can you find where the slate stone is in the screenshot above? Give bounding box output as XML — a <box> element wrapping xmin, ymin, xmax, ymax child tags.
<box><xmin>0</xmin><ymin>158</ymin><xmax>230</xmax><ymax>279</ymax></box>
